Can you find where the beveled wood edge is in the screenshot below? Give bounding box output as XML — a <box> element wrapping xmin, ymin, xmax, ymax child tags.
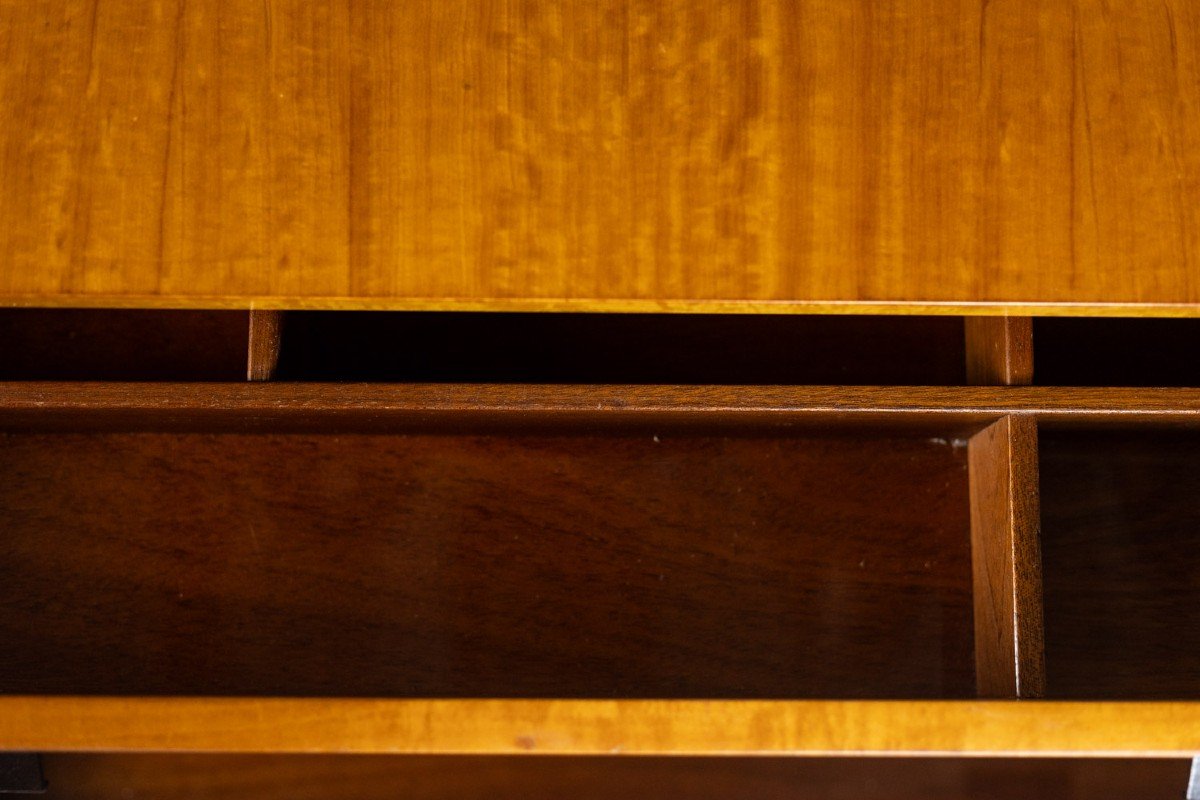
<box><xmin>3</xmin><ymin>295</ymin><xmax>1200</xmax><ymax>317</ymax></box>
<box><xmin>0</xmin><ymin>698</ymin><xmax>1196</xmax><ymax>756</ymax></box>
<box><xmin>0</xmin><ymin>384</ymin><xmax>1198</xmax><ymax>421</ymax></box>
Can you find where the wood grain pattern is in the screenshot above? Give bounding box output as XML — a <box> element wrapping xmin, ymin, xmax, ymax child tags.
<box><xmin>3</xmin><ymin>384</ymin><xmax>1200</xmax><ymax>434</ymax></box>
<box><xmin>38</xmin><ymin>754</ymin><xmax>1196</xmax><ymax>800</ymax></box>
<box><xmin>0</xmin><ymin>431</ymin><xmax>972</xmax><ymax>698</ymax></box>
<box><xmin>2</xmin><ymin>698</ymin><xmax>1200</xmax><ymax>755</ymax></box>
<box><xmin>1041</xmin><ymin>431</ymin><xmax>1200</xmax><ymax>699</ymax></box>
<box><xmin>2</xmin><ymin>1</ymin><xmax>1199</xmax><ymax>313</ymax></box>
<box><xmin>246</xmin><ymin>311</ymin><xmax>283</xmax><ymax>381</ymax></box>
<box><xmin>965</xmin><ymin>318</ymin><xmax>1034</xmax><ymax>386</ymax></box>
<box><xmin>969</xmin><ymin>417</ymin><xmax>1045</xmax><ymax>698</ymax></box>
<box><xmin>965</xmin><ymin>318</ymin><xmax>1043</xmax><ymax>698</ymax></box>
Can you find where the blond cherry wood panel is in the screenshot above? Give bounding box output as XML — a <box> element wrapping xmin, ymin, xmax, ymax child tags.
<box><xmin>2</xmin><ymin>1</ymin><xmax>1199</xmax><ymax>313</ymax></box>
<box><xmin>1</xmin><ymin>699</ymin><xmax>1199</xmax><ymax>756</ymax></box>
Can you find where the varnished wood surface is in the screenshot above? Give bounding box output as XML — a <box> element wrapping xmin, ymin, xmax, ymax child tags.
<box><xmin>2</xmin><ymin>384</ymin><xmax>1200</xmax><ymax>433</ymax></box>
<box><xmin>246</xmin><ymin>311</ymin><xmax>284</xmax><ymax>381</ymax></box>
<box><xmin>38</xmin><ymin>755</ymin><xmax>1195</xmax><ymax>800</ymax></box>
<box><xmin>1042</xmin><ymin>431</ymin><xmax>1200</xmax><ymax>699</ymax></box>
<box><xmin>2</xmin><ymin>698</ymin><xmax>1200</xmax><ymax>755</ymax></box>
<box><xmin>0</xmin><ymin>430</ymin><xmax>971</xmax><ymax>698</ymax></box>
<box><xmin>965</xmin><ymin>318</ymin><xmax>1034</xmax><ymax>386</ymax></box>
<box><xmin>2</xmin><ymin>1</ymin><xmax>1199</xmax><ymax>313</ymax></box>
<box><xmin>968</xmin><ymin>417</ymin><xmax>1045</xmax><ymax>698</ymax></box>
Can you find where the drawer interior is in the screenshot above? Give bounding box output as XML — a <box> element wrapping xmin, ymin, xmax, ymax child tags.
<box><xmin>1033</xmin><ymin>318</ymin><xmax>1200</xmax><ymax>387</ymax></box>
<box><xmin>1041</xmin><ymin>429</ymin><xmax>1200</xmax><ymax>698</ymax></box>
<box><xmin>273</xmin><ymin>312</ymin><xmax>967</xmax><ymax>384</ymax></box>
<box><xmin>0</xmin><ymin>310</ymin><xmax>250</xmax><ymax>381</ymax></box>
<box><xmin>0</xmin><ymin>427</ymin><xmax>973</xmax><ymax>699</ymax></box>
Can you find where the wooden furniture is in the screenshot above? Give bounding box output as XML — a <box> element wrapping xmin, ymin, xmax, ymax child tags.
<box><xmin>3</xmin><ymin>1</ymin><xmax>1200</xmax><ymax>796</ymax></box>
<box><xmin>0</xmin><ymin>310</ymin><xmax>1198</xmax><ymax>798</ymax></box>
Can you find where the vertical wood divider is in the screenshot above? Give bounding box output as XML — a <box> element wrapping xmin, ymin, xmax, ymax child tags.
<box><xmin>247</xmin><ymin>311</ymin><xmax>284</xmax><ymax>381</ymax></box>
<box><xmin>965</xmin><ymin>317</ymin><xmax>1034</xmax><ymax>386</ymax></box>
<box><xmin>965</xmin><ymin>316</ymin><xmax>1045</xmax><ymax>698</ymax></box>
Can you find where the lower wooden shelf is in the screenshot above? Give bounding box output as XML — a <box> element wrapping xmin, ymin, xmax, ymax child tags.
<box><xmin>1</xmin><ymin>698</ymin><xmax>1198</xmax><ymax>756</ymax></box>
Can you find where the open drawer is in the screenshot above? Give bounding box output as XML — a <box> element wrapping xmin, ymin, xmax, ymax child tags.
<box><xmin>2</xmin><ymin>311</ymin><xmax>1200</xmax><ymax>774</ymax></box>
<box><xmin>0</xmin><ymin>409</ymin><xmax>975</xmax><ymax>700</ymax></box>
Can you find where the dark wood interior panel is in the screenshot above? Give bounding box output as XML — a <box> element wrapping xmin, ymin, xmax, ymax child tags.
<box><xmin>39</xmin><ymin>754</ymin><xmax>1192</xmax><ymax>800</ymax></box>
<box><xmin>1033</xmin><ymin>319</ymin><xmax>1200</xmax><ymax>387</ymax></box>
<box><xmin>0</xmin><ymin>430</ymin><xmax>972</xmax><ymax>698</ymax></box>
<box><xmin>274</xmin><ymin>313</ymin><xmax>967</xmax><ymax>384</ymax></box>
<box><xmin>0</xmin><ymin>310</ymin><xmax>248</xmax><ymax>381</ymax></box>
<box><xmin>1042</xmin><ymin>430</ymin><xmax>1200</xmax><ymax>699</ymax></box>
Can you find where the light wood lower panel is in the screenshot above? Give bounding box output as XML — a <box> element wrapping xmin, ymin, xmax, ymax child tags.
<box><xmin>1</xmin><ymin>699</ymin><xmax>1198</xmax><ymax>756</ymax></box>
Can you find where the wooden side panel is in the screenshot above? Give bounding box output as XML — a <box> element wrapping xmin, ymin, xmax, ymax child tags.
<box><xmin>2</xmin><ymin>1</ymin><xmax>1199</xmax><ymax>312</ymax></box>
<box><xmin>968</xmin><ymin>416</ymin><xmax>1046</xmax><ymax>698</ymax></box>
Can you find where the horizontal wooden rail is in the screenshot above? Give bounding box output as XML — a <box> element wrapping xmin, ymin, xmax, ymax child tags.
<box><xmin>0</xmin><ymin>384</ymin><xmax>1198</xmax><ymax>432</ymax></box>
<box><xmin>0</xmin><ymin>698</ymin><xmax>1197</xmax><ymax>756</ymax></box>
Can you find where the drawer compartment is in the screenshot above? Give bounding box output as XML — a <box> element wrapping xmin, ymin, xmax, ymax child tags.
<box><xmin>0</xmin><ymin>426</ymin><xmax>972</xmax><ymax>699</ymax></box>
<box><xmin>273</xmin><ymin>312</ymin><xmax>967</xmax><ymax>385</ymax></box>
<box><xmin>1033</xmin><ymin>319</ymin><xmax>1200</xmax><ymax>387</ymax></box>
<box><xmin>1041</xmin><ymin>430</ymin><xmax>1200</xmax><ymax>698</ymax></box>
<box><xmin>0</xmin><ymin>310</ymin><xmax>250</xmax><ymax>381</ymax></box>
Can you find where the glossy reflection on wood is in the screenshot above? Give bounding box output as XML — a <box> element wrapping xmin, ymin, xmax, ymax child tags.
<box><xmin>0</xmin><ymin>431</ymin><xmax>972</xmax><ymax>698</ymax></box>
<box><xmin>968</xmin><ymin>417</ymin><xmax>1045</xmax><ymax>698</ymax></box>
<box><xmin>2</xmin><ymin>1</ymin><xmax>1199</xmax><ymax>312</ymax></box>
<box><xmin>1041</xmin><ymin>431</ymin><xmax>1200</xmax><ymax>699</ymax></box>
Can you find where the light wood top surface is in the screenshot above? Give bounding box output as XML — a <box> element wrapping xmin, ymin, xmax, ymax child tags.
<box><xmin>2</xmin><ymin>0</ymin><xmax>1198</xmax><ymax>313</ymax></box>
<box><xmin>2</xmin><ymin>698</ymin><xmax>1199</xmax><ymax>756</ymax></box>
